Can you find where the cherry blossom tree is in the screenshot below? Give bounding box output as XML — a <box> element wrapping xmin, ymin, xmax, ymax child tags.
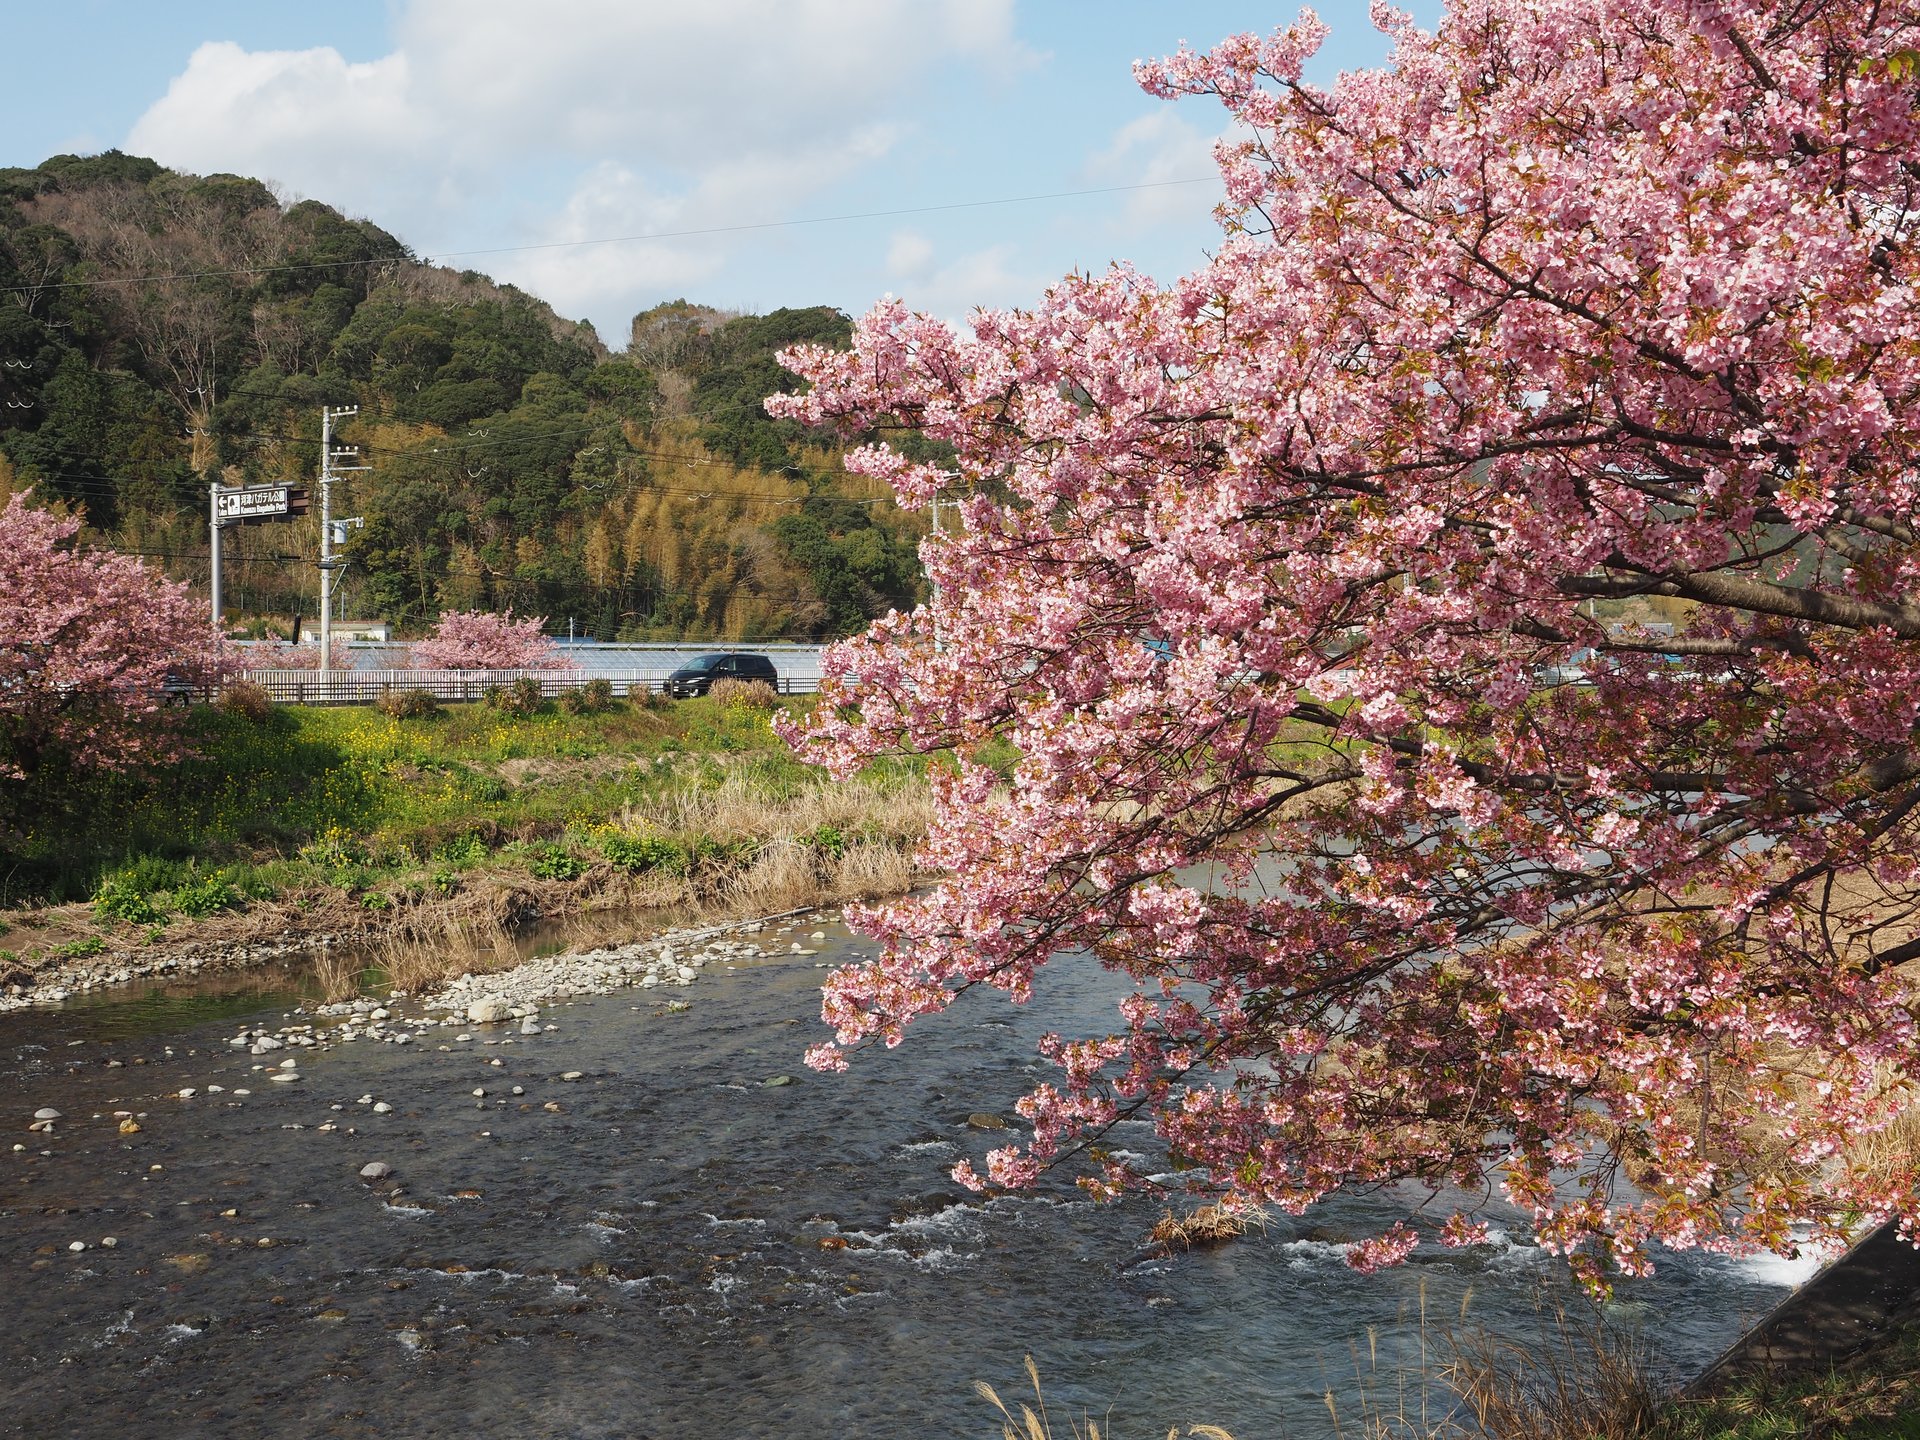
<box><xmin>261</xmin><ymin>637</ymin><xmax>353</xmax><ymax>671</ymax></box>
<box><xmin>0</xmin><ymin>492</ymin><xmax>233</xmax><ymax>785</ymax></box>
<box><xmin>773</xmin><ymin>0</ymin><xmax>1920</xmax><ymax>1283</ymax></box>
<box><xmin>407</xmin><ymin>608</ymin><xmax>572</xmax><ymax>671</ymax></box>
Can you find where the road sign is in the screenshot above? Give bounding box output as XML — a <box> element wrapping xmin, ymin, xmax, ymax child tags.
<box><xmin>213</xmin><ymin>484</ymin><xmax>309</xmax><ymax>523</ymax></box>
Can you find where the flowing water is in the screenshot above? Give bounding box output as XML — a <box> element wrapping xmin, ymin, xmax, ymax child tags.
<box><xmin>0</xmin><ymin>920</ymin><xmax>1816</xmax><ymax>1438</ymax></box>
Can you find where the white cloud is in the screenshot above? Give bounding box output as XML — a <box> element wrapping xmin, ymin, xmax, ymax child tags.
<box><xmin>885</xmin><ymin>241</ymin><xmax>1050</xmax><ymax>326</ymax></box>
<box><xmin>501</xmin><ymin>124</ymin><xmax>897</xmax><ymax>324</ymax></box>
<box><xmin>124</xmin><ymin>0</ymin><xmax>1032</xmax><ymax>336</ymax></box>
<box><xmin>1084</xmin><ymin>109</ymin><xmax>1224</xmax><ymax>233</ymax></box>
<box><xmin>885</xmin><ymin>229</ymin><xmax>934</xmax><ymax>280</ymax></box>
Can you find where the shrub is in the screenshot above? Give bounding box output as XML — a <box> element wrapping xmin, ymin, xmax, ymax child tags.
<box><xmin>629</xmin><ymin>682</ymin><xmax>671</xmax><ymax>711</ymax></box>
<box><xmin>560</xmin><ymin>677</ymin><xmax>617</xmax><ymax>715</ymax></box>
<box><xmin>484</xmin><ymin>675</ymin><xmax>545</xmax><ymax>717</ymax></box>
<box><xmin>55</xmin><ymin>936</ymin><xmax>106</xmax><ymax>958</ymax></box>
<box><xmin>171</xmin><ymin>875</ymin><xmax>239</xmax><ymax>917</ymax></box>
<box><xmin>375</xmin><ymin>687</ymin><xmax>442</xmax><ymax>720</ymax></box>
<box><xmin>802</xmin><ymin>823</ymin><xmax>849</xmax><ymax>860</ymax></box>
<box><xmin>93</xmin><ymin>874</ymin><xmax>167</xmax><ymax>926</ymax></box>
<box><xmin>528</xmin><ymin>843</ymin><xmax>588</xmax><ymax>881</ymax></box>
<box><xmin>108</xmin><ymin>853</ymin><xmax>191</xmax><ymax>895</ymax></box>
<box><xmin>708</xmin><ymin>677</ymin><xmax>778</xmax><ymax>710</ymax></box>
<box><xmin>601</xmin><ymin>832</ymin><xmax>685</xmax><ymax>874</ymax></box>
<box><xmin>216</xmin><ymin>679</ymin><xmax>275</xmax><ymax>723</ymax></box>
<box><xmin>431</xmin><ymin>832</ymin><xmax>490</xmax><ymax>867</ymax></box>
<box><xmin>224</xmin><ymin>864</ymin><xmax>280</xmax><ymax>901</ymax></box>
<box><xmin>299</xmin><ymin>828</ymin><xmax>364</xmax><ymax>870</ymax></box>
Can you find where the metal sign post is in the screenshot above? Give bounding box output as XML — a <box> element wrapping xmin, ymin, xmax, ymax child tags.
<box><xmin>210</xmin><ymin>483</ymin><xmax>222</xmax><ymax>625</ymax></box>
<box><xmin>213</xmin><ymin>485</ymin><xmax>298</xmax><ymax>521</ymax></box>
<box><xmin>209</xmin><ymin>483</ymin><xmax>309</xmax><ymax>626</ymax></box>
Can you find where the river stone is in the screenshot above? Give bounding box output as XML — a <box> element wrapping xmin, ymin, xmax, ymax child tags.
<box><xmin>967</xmin><ymin>1113</ymin><xmax>1010</xmax><ymax>1131</ymax></box>
<box><xmin>467</xmin><ymin>999</ymin><xmax>511</xmax><ymax>1024</ymax></box>
<box><xmin>359</xmin><ymin>1162</ymin><xmax>392</xmax><ymax>1181</ymax></box>
<box><xmin>560</xmin><ymin>1071</ymin><xmax>583</xmax><ymax>1082</ymax></box>
<box><xmin>269</xmin><ymin>1072</ymin><xmax>300</xmax><ymax>1084</ymax></box>
<box><xmin>371</xmin><ymin>1102</ymin><xmax>393</xmax><ymax>1114</ymax></box>
<box><xmin>762</xmin><ymin>1075</ymin><xmax>794</xmax><ymax>1087</ymax></box>
<box><xmin>33</xmin><ymin>1108</ymin><xmax>59</xmax><ymax>1121</ymax></box>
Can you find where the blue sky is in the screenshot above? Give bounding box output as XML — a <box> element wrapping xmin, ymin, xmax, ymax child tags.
<box><xmin>5</xmin><ymin>2</ymin><xmax>1443</xmax><ymax>347</ymax></box>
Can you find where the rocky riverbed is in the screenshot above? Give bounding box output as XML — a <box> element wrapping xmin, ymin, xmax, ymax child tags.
<box><xmin>0</xmin><ymin>911</ymin><xmax>1828</xmax><ymax>1439</ymax></box>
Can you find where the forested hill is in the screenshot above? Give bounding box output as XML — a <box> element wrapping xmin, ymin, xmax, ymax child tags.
<box><xmin>0</xmin><ymin>151</ymin><xmax>927</xmax><ymax>641</ymax></box>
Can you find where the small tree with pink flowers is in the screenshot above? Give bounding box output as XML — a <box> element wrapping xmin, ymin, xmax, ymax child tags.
<box><xmin>773</xmin><ymin>0</ymin><xmax>1920</xmax><ymax>1285</ymax></box>
<box><xmin>408</xmin><ymin>609</ymin><xmax>572</xmax><ymax>671</ymax></box>
<box><xmin>0</xmin><ymin>493</ymin><xmax>234</xmax><ymax>790</ymax></box>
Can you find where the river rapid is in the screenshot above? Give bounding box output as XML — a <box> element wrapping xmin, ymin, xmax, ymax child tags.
<box><xmin>0</xmin><ymin>916</ymin><xmax>1817</xmax><ymax>1438</ymax></box>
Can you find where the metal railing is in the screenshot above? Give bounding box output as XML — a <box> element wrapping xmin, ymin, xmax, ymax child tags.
<box><xmin>242</xmin><ymin>667</ymin><xmax>815</xmax><ymax>705</ymax></box>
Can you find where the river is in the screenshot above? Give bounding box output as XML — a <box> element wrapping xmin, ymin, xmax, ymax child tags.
<box><xmin>0</xmin><ymin>917</ymin><xmax>1817</xmax><ymax>1438</ymax></box>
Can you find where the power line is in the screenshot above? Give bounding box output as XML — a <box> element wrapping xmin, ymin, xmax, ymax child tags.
<box><xmin>22</xmin><ymin>465</ymin><xmax>895</xmax><ymax>509</ymax></box>
<box><xmin>9</xmin><ymin>386</ymin><xmax>888</xmax><ymax>484</ymax></box>
<box><xmin>82</xmin><ymin>546</ymin><xmax>304</xmax><ymax>563</ymax></box>
<box><xmin>7</xmin><ymin>178</ymin><xmax>1213</xmax><ymax>294</ymax></box>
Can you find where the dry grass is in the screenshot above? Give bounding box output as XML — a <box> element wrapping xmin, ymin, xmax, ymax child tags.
<box><xmin>708</xmin><ymin>677</ymin><xmax>779</xmax><ymax>709</ymax></box>
<box><xmin>283</xmin><ymin>775</ymin><xmax>932</xmax><ymax>1000</ymax></box>
<box><xmin>1148</xmin><ymin>1202</ymin><xmax>1264</xmax><ymax>1251</ymax></box>
<box><xmin>1302</xmin><ymin>1285</ymin><xmax>1663</xmax><ymax>1440</ymax></box>
<box><xmin>1436</xmin><ymin>1304</ymin><xmax>1660</xmax><ymax>1440</ymax></box>
<box><xmin>1844</xmin><ymin>1095</ymin><xmax>1920</xmax><ymax>1198</ymax></box>
<box><xmin>976</xmin><ymin>1355</ymin><xmax>1236</xmax><ymax>1440</ymax></box>
<box><xmin>617</xmin><ymin>770</ymin><xmax>932</xmax><ymax>849</ymax></box>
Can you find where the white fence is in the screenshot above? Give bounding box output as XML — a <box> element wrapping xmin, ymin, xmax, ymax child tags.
<box><xmin>243</xmin><ymin>665</ymin><xmax>817</xmax><ymax>706</ymax></box>
<box><xmin>233</xmin><ymin>640</ymin><xmax>826</xmax><ymax>702</ymax></box>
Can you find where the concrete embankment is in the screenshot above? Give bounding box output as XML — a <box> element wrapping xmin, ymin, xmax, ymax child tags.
<box><xmin>1686</xmin><ymin>1219</ymin><xmax>1920</xmax><ymax>1391</ymax></box>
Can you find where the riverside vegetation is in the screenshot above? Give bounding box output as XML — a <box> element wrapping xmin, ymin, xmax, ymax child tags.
<box><xmin>0</xmin><ymin>684</ymin><xmax>932</xmax><ymax>1000</ymax></box>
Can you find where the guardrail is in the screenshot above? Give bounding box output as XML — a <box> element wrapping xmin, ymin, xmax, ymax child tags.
<box><xmin>241</xmin><ymin>668</ymin><xmax>816</xmax><ymax>705</ymax></box>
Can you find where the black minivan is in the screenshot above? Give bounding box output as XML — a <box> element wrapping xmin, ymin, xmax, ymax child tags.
<box><xmin>661</xmin><ymin>651</ymin><xmax>779</xmax><ymax>698</ymax></box>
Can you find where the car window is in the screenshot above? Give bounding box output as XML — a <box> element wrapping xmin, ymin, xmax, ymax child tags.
<box><xmin>682</xmin><ymin>654</ymin><xmax>722</xmax><ymax>673</ymax></box>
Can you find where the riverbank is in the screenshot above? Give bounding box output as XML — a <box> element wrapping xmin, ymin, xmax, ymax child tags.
<box><xmin>0</xmin><ymin>691</ymin><xmax>932</xmax><ymax>1008</ymax></box>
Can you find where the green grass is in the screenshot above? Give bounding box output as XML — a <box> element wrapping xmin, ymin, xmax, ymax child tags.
<box><xmin>1</xmin><ymin>694</ymin><xmax>850</xmax><ymax>909</ymax></box>
<box><xmin>1645</xmin><ymin>1327</ymin><xmax>1920</xmax><ymax>1440</ymax></box>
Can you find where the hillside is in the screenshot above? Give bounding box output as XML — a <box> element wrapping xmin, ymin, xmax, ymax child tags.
<box><xmin>0</xmin><ymin>152</ymin><xmax>926</xmax><ymax>641</ymax></box>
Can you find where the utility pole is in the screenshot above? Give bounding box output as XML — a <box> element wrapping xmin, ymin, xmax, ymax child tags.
<box><xmin>209</xmin><ymin>482</ymin><xmax>223</xmax><ymax>626</ymax></box>
<box><xmin>317</xmin><ymin>405</ymin><xmax>367</xmax><ymax>676</ymax></box>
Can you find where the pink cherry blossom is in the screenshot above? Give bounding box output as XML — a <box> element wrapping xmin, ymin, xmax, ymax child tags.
<box><xmin>772</xmin><ymin>0</ymin><xmax>1920</xmax><ymax>1282</ymax></box>
<box><xmin>0</xmin><ymin>492</ymin><xmax>235</xmax><ymax>783</ymax></box>
<box><xmin>407</xmin><ymin>609</ymin><xmax>573</xmax><ymax>671</ymax></box>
